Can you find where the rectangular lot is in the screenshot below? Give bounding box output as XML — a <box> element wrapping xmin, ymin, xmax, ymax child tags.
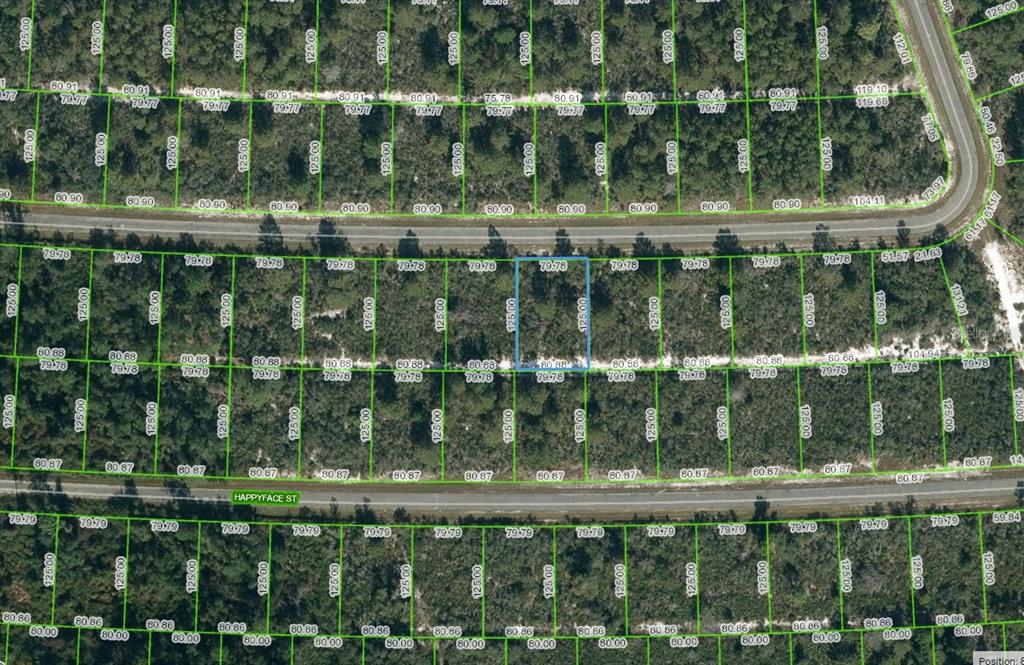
<box><xmin>554</xmin><ymin>526</ymin><xmax>626</xmax><ymax>637</ymax></box>
<box><xmin>269</xmin><ymin>523</ymin><xmax>341</xmax><ymax>635</ymax></box>
<box><xmin>484</xmin><ymin>526</ymin><xmax>554</xmax><ymax>636</ymax></box>
<box><xmin>299</xmin><ymin>370</ymin><xmax>371</xmax><ymax>481</ymax></box>
<box><xmin>30</xmin><ymin>0</ymin><xmax>103</xmax><ymax>92</ymax></box>
<box><xmin>801</xmin><ymin>252</ymin><xmax>875</xmax><ymax>358</ymax></box>
<box><xmin>248</xmin><ymin>102</ymin><xmax>321</xmax><ymax>213</ymax></box>
<box><xmin>588</xmin><ymin>259</ymin><xmax>659</xmax><ymax>365</ymax></box>
<box><xmin>443</xmin><ymin>372</ymin><xmax>514</xmax><ymax>481</ymax></box>
<box><xmin>412</xmin><ymin>526</ymin><xmax>483</xmax><ymax>637</ymax></box>
<box><xmin>446</xmin><ymin>261</ymin><xmax>515</xmax><ymax>369</ymax></box>
<box><xmin>104</xmin><ymin>98</ymin><xmax>180</xmax><ymax>209</ymax></box>
<box><xmin>320</xmin><ymin>105</ymin><xmax>391</xmax><ymax>214</ymax></box>
<box><xmin>0</xmin><ymin>1</ymin><xmax>33</xmax><ymax>90</ymax></box>
<box><xmin>303</xmin><ymin>258</ymin><xmax>375</xmax><ymax>367</ymax></box>
<box><xmin>159</xmin><ymin>253</ymin><xmax>233</xmax><ymax>364</ymax></box>
<box><xmin>515</xmin><ymin>258</ymin><xmax>589</xmax><ymax>369</ymax></box>
<box><xmin>696</xmin><ymin>522</ymin><xmax>769</xmax><ymax>634</ymax></box>
<box><xmin>660</xmin><ymin>258</ymin><xmax>731</xmax><ymax>364</ymax></box>
<box><xmin>534</xmin><ymin>104</ymin><xmax>605</xmax><ymax>215</ymax></box>
<box><xmin>154</xmin><ymin>366</ymin><xmax>229</xmax><ymax>478</ymax></box>
<box><xmin>0</xmin><ymin>512</ymin><xmax>58</xmax><ymax>626</ymax></box>
<box><xmin>910</xmin><ymin>513</ymin><xmax>984</xmax><ymax>625</ymax></box>
<box><xmin>177</xmin><ymin>101</ymin><xmax>249</xmax><ymax>212</ymax></box>
<box><xmin>125</xmin><ymin>518</ymin><xmax>200</xmax><ymax>633</ymax></box>
<box><xmin>34</xmin><ymin>93</ymin><xmax>107</xmax><ymax>206</ymax></box>
<box><xmin>728</xmin><ymin>368</ymin><xmax>801</xmax><ymax>475</ymax></box>
<box><xmin>0</xmin><ymin>93</ymin><xmax>38</xmax><ymax>202</ymax></box>
<box><xmin>767</xmin><ymin>521</ymin><xmax>841</xmax><ymax>630</ymax></box>
<box><xmin>981</xmin><ymin>510</ymin><xmax>1024</xmax><ymax>622</ymax></box>
<box><xmin>730</xmin><ymin>255</ymin><xmax>804</xmax><ymax>359</ymax></box>
<box><xmin>585</xmin><ymin>371</ymin><xmax>657</xmax><ymax>480</ymax></box>
<box><xmin>464</xmin><ymin>106</ymin><xmax>534</xmax><ymax>215</ymax></box>
<box><xmin>626</xmin><ymin>525</ymin><xmax>699</xmax><ymax>636</ymax></box>
<box><xmin>341</xmin><ymin>525</ymin><xmax>412</xmax><ymax>637</ymax></box>
<box><xmin>101</xmin><ymin>0</ymin><xmax>175</xmax><ymax>94</ymax></box>
<box><xmin>316</xmin><ymin>2</ymin><xmax>388</xmax><ymax>97</ymax></box>
<box><xmin>515</xmin><ymin>371</ymin><xmax>585</xmax><ymax>481</ymax></box>
<box><xmin>392</xmin><ymin>105</ymin><xmax>461</xmax><ymax>214</ymax></box>
<box><xmin>799</xmin><ymin>364</ymin><xmax>872</xmax><ymax>474</ymax></box>
<box><xmin>374</xmin><ymin>260</ymin><xmax>446</xmax><ymax>369</ymax></box>
<box><xmin>837</xmin><ymin>516</ymin><xmax>913</xmax><ymax>629</ymax></box>
<box><xmin>196</xmin><ymin>521</ymin><xmax>271</xmax><ymax>634</ymax></box>
<box><xmin>870</xmin><ymin>362</ymin><xmax>944</xmax><ymax>470</ymax></box>
<box><xmin>52</xmin><ymin>516</ymin><xmax>128</xmax><ymax>629</ymax></box>
<box><xmin>657</xmin><ymin>369</ymin><xmax>730</xmax><ymax>479</ymax></box>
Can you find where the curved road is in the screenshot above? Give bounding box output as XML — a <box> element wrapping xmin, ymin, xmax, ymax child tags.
<box><xmin>0</xmin><ymin>2</ymin><xmax>1009</xmax><ymax>520</ymax></box>
<box><xmin>8</xmin><ymin>1</ymin><xmax>990</xmax><ymax>249</ymax></box>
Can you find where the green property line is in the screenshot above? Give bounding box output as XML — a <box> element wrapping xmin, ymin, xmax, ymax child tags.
<box><xmin>866</xmin><ymin>363</ymin><xmax>877</xmax><ymax>472</ymax></box>
<box><xmin>336</xmin><ymin>526</ymin><xmax>344</xmax><ymax>636</ymax></box>
<box><xmin>953</xmin><ymin>6</ymin><xmax>1024</xmax><ymax>34</ymax></box>
<box><xmin>0</xmin><ymin>242</ymin><xmax>1007</xmax><ymax>304</ymax></box>
<box><xmin>653</xmin><ymin>371</ymin><xmax>661</xmax><ymax>480</ymax></box>
<box><xmin>669</xmin><ymin>0</ymin><xmax>682</xmax><ymax>214</ymax></box>
<box><xmin>581</xmin><ymin>372</ymin><xmax>589</xmax><ymax>480</ymax></box>
<box><xmin>168</xmin><ymin>0</ymin><xmax>180</xmax><ymax>96</ymax></box>
<box><xmin>906</xmin><ymin>517</ymin><xmax>918</xmax><ymax>627</ymax></box>
<box><xmin>79</xmin><ymin>250</ymin><xmax>95</xmax><ymax>471</ymax></box>
<box><xmin>740</xmin><ymin>0</ymin><xmax>754</xmax><ymax>210</ymax></box>
<box><xmin>977</xmin><ymin>515</ymin><xmax>989</xmax><ymax>623</ymax></box>
<box><xmin>550</xmin><ymin>527</ymin><xmax>558</xmax><ymax>637</ymax></box>
<box><xmin>122</xmin><ymin>520</ymin><xmax>131</xmax><ymax>629</ymax></box>
<box><xmin>240</xmin><ymin>0</ymin><xmax>251</xmax><ymax>97</ymax></box>
<box><xmin>367</xmin><ymin>259</ymin><xmax>378</xmax><ymax>479</ymax></box>
<box><xmin>100</xmin><ymin>95</ymin><xmax>113</xmax><ymax>205</ymax></box>
<box><xmin>223</xmin><ymin>257</ymin><xmax>237</xmax><ymax>478</ymax></box>
<box><xmin>96</xmin><ymin>0</ymin><xmax>110</xmax><ymax>92</ymax></box>
<box><xmin>692</xmin><ymin>524</ymin><xmax>702</xmax><ymax>634</ymax></box>
<box><xmin>479</xmin><ymin>529</ymin><xmax>486</xmax><ymax>638</ymax></box>
<box><xmin>798</xmin><ymin>255</ymin><xmax>809</xmax><ymax>362</ymax></box>
<box><xmin>151</xmin><ymin>254</ymin><xmax>166</xmax><ymax>474</ymax></box>
<box><xmin>795</xmin><ymin>367</ymin><xmax>805</xmax><ymax>473</ymax></box>
<box><xmin>265</xmin><ymin>525</ymin><xmax>273</xmax><ymax>633</ymax></box>
<box><xmin>511</xmin><ymin>371</ymin><xmax>518</xmax><ymax>482</ymax></box>
<box><xmin>48</xmin><ymin>515</ymin><xmax>60</xmax><ymax>624</ymax></box>
<box><xmin>938</xmin><ymin>255</ymin><xmax>973</xmax><ymax>354</ymax></box>
<box><xmin>812</xmin><ymin>0</ymin><xmax>826</xmax><ymax>205</ymax></box>
<box><xmin>172</xmin><ymin>99</ymin><xmax>184</xmax><ymax>208</ymax></box>
<box><xmin>834</xmin><ymin>522</ymin><xmax>845</xmax><ymax>628</ymax></box>
<box><xmin>3</xmin><ymin>504</ymin><xmax>1021</xmax><ymax>534</ymax></box>
<box><xmin>7</xmin><ymin>247</ymin><xmax>23</xmax><ymax>467</ymax></box>
<box><xmin>193</xmin><ymin>524</ymin><xmax>202</xmax><ymax>631</ymax></box>
<box><xmin>723</xmin><ymin>369</ymin><xmax>733</xmax><ymax>477</ymax></box>
<box><xmin>295</xmin><ymin>258</ymin><xmax>308</xmax><ymax>476</ymax></box>
<box><xmin>763</xmin><ymin>525</ymin><xmax>773</xmax><ymax>628</ymax></box>
<box><xmin>622</xmin><ymin>527</ymin><xmax>630</xmax><ymax>634</ymax></box>
<box><xmin>1010</xmin><ymin>356</ymin><xmax>1021</xmax><ymax>457</ymax></box>
<box><xmin>937</xmin><ymin>359</ymin><xmax>949</xmax><ymax>467</ymax></box>
<box><xmin>23</xmin><ymin>0</ymin><xmax>37</xmax><ymax>90</ymax></box>
<box><xmin>312</xmin><ymin>0</ymin><xmax>321</xmax><ymax>97</ymax></box>
<box><xmin>869</xmin><ymin>253</ymin><xmax>880</xmax><ymax>359</ymax></box>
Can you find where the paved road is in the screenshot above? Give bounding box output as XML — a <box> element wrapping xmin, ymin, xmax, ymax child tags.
<box><xmin>1</xmin><ymin>474</ymin><xmax>1020</xmax><ymax>518</ymax></box>
<box><xmin>0</xmin><ymin>2</ymin><xmax>1006</xmax><ymax>520</ymax></box>
<box><xmin>7</xmin><ymin>1</ymin><xmax>989</xmax><ymax>249</ymax></box>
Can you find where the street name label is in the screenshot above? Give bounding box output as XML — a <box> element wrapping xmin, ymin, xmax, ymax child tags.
<box><xmin>230</xmin><ymin>490</ymin><xmax>301</xmax><ymax>506</ymax></box>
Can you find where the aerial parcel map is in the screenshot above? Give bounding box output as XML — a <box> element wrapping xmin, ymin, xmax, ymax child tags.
<box><xmin>1</xmin><ymin>0</ymin><xmax>1024</xmax><ymax>663</ymax></box>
